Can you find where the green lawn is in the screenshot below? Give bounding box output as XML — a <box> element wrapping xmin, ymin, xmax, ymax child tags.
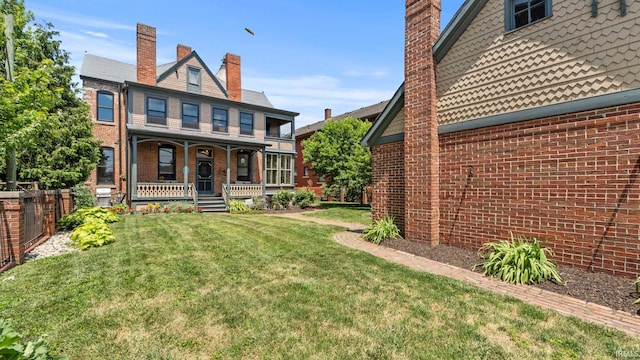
<box><xmin>305</xmin><ymin>204</ymin><xmax>372</xmax><ymax>225</ymax></box>
<box><xmin>0</xmin><ymin>214</ymin><xmax>637</xmax><ymax>359</ymax></box>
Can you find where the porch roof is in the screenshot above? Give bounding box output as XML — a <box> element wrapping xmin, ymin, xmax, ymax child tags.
<box><xmin>127</xmin><ymin>124</ymin><xmax>272</xmax><ymax>149</ymax></box>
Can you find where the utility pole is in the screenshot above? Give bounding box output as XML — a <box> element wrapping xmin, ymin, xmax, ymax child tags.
<box><xmin>3</xmin><ymin>11</ymin><xmax>16</xmax><ymax>190</ymax></box>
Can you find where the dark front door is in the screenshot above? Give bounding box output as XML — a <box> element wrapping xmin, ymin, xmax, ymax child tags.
<box><xmin>197</xmin><ymin>159</ymin><xmax>213</xmax><ymax>194</ymax></box>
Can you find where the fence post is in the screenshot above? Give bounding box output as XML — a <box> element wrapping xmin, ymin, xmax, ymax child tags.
<box><xmin>42</xmin><ymin>191</ymin><xmax>56</xmax><ymax>237</ymax></box>
<box><xmin>60</xmin><ymin>189</ymin><xmax>73</xmax><ymax>216</ymax></box>
<box><xmin>1</xmin><ymin>193</ymin><xmax>26</xmax><ymax>264</ymax></box>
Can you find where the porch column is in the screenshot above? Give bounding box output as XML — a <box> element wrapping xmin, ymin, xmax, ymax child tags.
<box><xmin>131</xmin><ymin>135</ymin><xmax>138</xmax><ymax>199</ymax></box>
<box><xmin>262</xmin><ymin>147</ymin><xmax>267</xmax><ymax>196</ymax></box>
<box><xmin>226</xmin><ymin>145</ymin><xmax>231</xmax><ymax>198</ymax></box>
<box><xmin>183</xmin><ymin>140</ymin><xmax>189</xmax><ymax>198</ymax></box>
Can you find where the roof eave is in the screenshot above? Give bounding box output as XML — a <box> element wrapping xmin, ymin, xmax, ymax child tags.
<box><xmin>361</xmin><ymin>83</ymin><xmax>404</xmax><ymax>147</ymax></box>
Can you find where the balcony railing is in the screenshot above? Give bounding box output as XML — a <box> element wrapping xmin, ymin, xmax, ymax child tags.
<box><xmin>136</xmin><ymin>183</ymin><xmax>195</xmax><ymax>199</ymax></box>
<box><xmin>223</xmin><ymin>184</ymin><xmax>263</xmax><ymax>201</ymax></box>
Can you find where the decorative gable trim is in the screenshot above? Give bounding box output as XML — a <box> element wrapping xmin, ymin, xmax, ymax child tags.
<box><xmin>156</xmin><ymin>51</ymin><xmax>228</xmax><ymax>97</ymax></box>
<box><xmin>361</xmin><ymin>83</ymin><xmax>404</xmax><ymax>147</ymax></box>
<box><xmin>433</xmin><ymin>0</ymin><xmax>489</xmax><ymax>63</ymax></box>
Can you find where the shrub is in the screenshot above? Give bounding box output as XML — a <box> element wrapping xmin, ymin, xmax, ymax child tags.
<box><xmin>112</xmin><ymin>203</ymin><xmax>127</xmax><ymax>215</ymax></box>
<box><xmin>250</xmin><ymin>196</ymin><xmax>266</xmax><ymax>211</ymax></box>
<box><xmin>228</xmin><ymin>199</ymin><xmax>249</xmax><ymax>213</ymax></box>
<box><xmin>272</xmin><ymin>190</ymin><xmax>293</xmax><ymax>209</ymax></box>
<box><xmin>0</xmin><ymin>318</ymin><xmax>68</xmax><ymax>359</ymax></box>
<box><xmin>59</xmin><ymin>207</ymin><xmax>120</xmax><ymax>231</ymax></box>
<box><xmin>321</xmin><ymin>183</ymin><xmax>340</xmax><ymax>201</ymax></box>
<box><xmin>475</xmin><ymin>233</ymin><xmax>564</xmax><ymax>285</ymax></box>
<box><xmin>72</xmin><ymin>184</ymin><xmax>95</xmax><ymax>211</ymax></box>
<box><xmin>70</xmin><ymin>218</ymin><xmax>115</xmax><ymax>250</ymax></box>
<box><xmin>292</xmin><ymin>189</ymin><xmax>316</xmax><ymax>209</ymax></box>
<box><xmin>58</xmin><ymin>212</ymin><xmax>84</xmax><ymax>231</ymax></box>
<box><xmin>166</xmin><ymin>202</ymin><xmax>193</xmax><ymax>213</ymax></box>
<box><xmin>363</xmin><ymin>215</ymin><xmax>400</xmax><ymax>245</ymax></box>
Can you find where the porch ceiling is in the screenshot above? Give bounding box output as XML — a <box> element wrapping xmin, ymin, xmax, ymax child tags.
<box><xmin>127</xmin><ymin>124</ymin><xmax>272</xmax><ymax>148</ymax></box>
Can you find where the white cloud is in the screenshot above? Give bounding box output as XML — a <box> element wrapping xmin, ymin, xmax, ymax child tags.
<box><xmin>33</xmin><ymin>7</ymin><xmax>135</xmax><ymax>31</ymax></box>
<box><xmin>83</xmin><ymin>30</ymin><xmax>109</xmax><ymax>39</ymax></box>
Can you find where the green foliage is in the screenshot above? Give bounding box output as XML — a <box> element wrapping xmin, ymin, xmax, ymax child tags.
<box><xmin>363</xmin><ymin>215</ymin><xmax>400</xmax><ymax>245</ymax></box>
<box><xmin>272</xmin><ymin>190</ymin><xmax>293</xmax><ymax>209</ymax></box>
<box><xmin>302</xmin><ymin>118</ymin><xmax>372</xmax><ymax>202</ymax></box>
<box><xmin>70</xmin><ymin>218</ymin><xmax>115</xmax><ymax>250</ymax></box>
<box><xmin>112</xmin><ymin>203</ymin><xmax>127</xmax><ymax>215</ymax></box>
<box><xmin>71</xmin><ymin>184</ymin><xmax>95</xmax><ymax>211</ymax></box>
<box><xmin>250</xmin><ymin>196</ymin><xmax>266</xmax><ymax>211</ymax></box>
<box><xmin>635</xmin><ymin>276</ymin><xmax>640</xmax><ymax>304</ymax></box>
<box><xmin>228</xmin><ymin>199</ymin><xmax>249</xmax><ymax>214</ymax></box>
<box><xmin>476</xmin><ymin>233</ymin><xmax>564</xmax><ymax>285</ymax></box>
<box><xmin>58</xmin><ymin>206</ymin><xmax>120</xmax><ymax>231</ymax></box>
<box><xmin>292</xmin><ymin>189</ymin><xmax>316</xmax><ymax>209</ymax></box>
<box><xmin>321</xmin><ymin>183</ymin><xmax>340</xmax><ymax>201</ymax></box>
<box><xmin>0</xmin><ymin>318</ymin><xmax>67</xmax><ymax>359</ymax></box>
<box><xmin>165</xmin><ymin>202</ymin><xmax>194</xmax><ymax>213</ymax></box>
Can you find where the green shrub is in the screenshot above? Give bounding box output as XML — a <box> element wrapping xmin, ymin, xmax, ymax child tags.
<box><xmin>292</xmin><ymin>189</ymin><xmax>316</xmax><ymax>209</ymax></box>
<box><xmin>635</xmin><ymin>276</ymin><xmax>640</xmax><ymax>304</ymax></box>
<box><xmin>250</xmin><ymin>196</ymin><xmax>266</xmax><ymax>211</ymax></box>
<box><xmin>0</xmin><ymin>318</ymin><xmax>68</xmax><ymax>359</ymax></box>
<box><xmin>363</xmin><ymin>215</ymin><xmax>400</xmax><ymax>245</ymax></box>
<box><xmin>72</xmin><ymin>184</ymin><xmax>95</xmax><ymax>211</ymax></box>
<box><xmin>76</xmin><ymin>207</ymin><xmax>120</xmax><ymax>223</ymax></box>
<box><xmin>70</xmin><ymin>218</ymin><xmax>115</xmax><ymax>250</ymax></box>
<box><xmin>272</xmin><ymin>190</ymin><xmax>293</xmax><ymax>209</ymax></box>
<box><xmin>321</xmin><ymin>183</ymin><xmax>340</xmax><ymax>201</ymax></box>
<box><xmin>58</xmin><ymin>212</ymin><xmax>84</xmax><ymax>231</ymax></box>
<box><xmin>166</xmin><ymin>202</ymin><xmax>194</xmax><ymax>213</ymax></box>
<box><xmin>475</xmin><ymin>233</ymin><xmax>564</xmax><ymax>285</ymax></box>
<box><xmin>228</xmin><ymin>199</ymin><xmax>249</xmax><ymax>213</ymax></box>
<box><xmin>112</xmin><ymin>203</ymin><xmax>128</xmax><ymax>215</ymax></box>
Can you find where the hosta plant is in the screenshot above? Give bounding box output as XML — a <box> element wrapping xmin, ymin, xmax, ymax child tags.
<box><xmin>228</xmin><ymin>199</ymin><xmax>249</xmax><ymax>213</ymax></box>
<box><xmin>475</xmin><ymin>232</ymin><xmax>564</xmax><ymax>285</ymax></box>
<box><xmin>0</xmin><ymin>318</ymin><xmax>68</xmax><ymax>360</ymax></box>
<box><xmin>363</xmin><ymin>215</ymin><xmax>400</xmax><ymax>245</ymax></box>
<box><xmin>70</xmin><ymin>218</ymin><xmax>116</xmax><ymax>250</ymax></box>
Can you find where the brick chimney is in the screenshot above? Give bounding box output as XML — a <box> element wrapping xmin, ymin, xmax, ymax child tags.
<box><xmin>136</xmin><ymin>23</ymin><xmax>156</xmax><ymax>85</ymax></box>
<box><xmin>225</xmin><ymin>53</ymin><xmax>242</xmax><ymax>101</ymax></box>
<box><xmin>404</xmin><ymin>0</ymin><xmax>441</xmax><ymax>245</ymax></box>
<box><xmin>177</xmin><ymin>44</ymin><xmax>192</xmax><ymax>62</ymax></box>
<box><xmin>324</xmin><ymin>108</ymin><xmax>332</xmax><ymax>120</ymax></box>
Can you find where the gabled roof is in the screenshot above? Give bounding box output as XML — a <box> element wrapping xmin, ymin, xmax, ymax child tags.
<box><xmin>361</xmin><ymin>84</ymin><xmax>404</xmax><ymax>146</ymax></box>
<box><xmin>156</xmin><ymin>50</ymin><xmax>228</xmax><ymax>97</ymax></box>
<box><xmin>433</xmin><ymin>0</ymin><xmax>489</xmax><ymax>63</ymax></box>
<box><xmin>296</xmin><ymin>100</ymin><xmax>390</xmax><ymax>137</ymax></box>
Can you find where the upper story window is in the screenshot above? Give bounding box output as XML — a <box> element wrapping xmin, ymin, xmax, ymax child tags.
<box><xmin>240</xmin><ymin>112</ymin><xmax>254</xmax><ymax>136</ymax></box>
<box><xmin>265</xmin><ymin>117</ymin><xmax>293</xmax><ymax>139</ymax></box>
<box><xmin>212</xmin><ymin>107</ymin><xmax>228</xmax><ymax>133</ymax></box>
<box><xmin>182</xmin><ymin>102</ymin><xmax>200</xmax><ymax>129</ymax></box>
<box><xmin>158</xmin><ymin>145</ymin><xmax>176</xmax><ymax>181</ymax></box>
<box><xmin>506</xmin><ymin>0</ymin><xmax>552</xmax><ymax>31</ymax></box>
<box><xmin>147</xmin><ymin>97</ymin><xmax>166</xmax><ymax>125</ymax></box>
<box><xmin>97</xmin><ymin>91</ymin><xmax>114</xmax><ymax>122</ymax></box>
<box><xmin>187</xmin><ymin>67</ymin><xmax>201</xmax><ymax>93</ymax></box>
<box><xmin>97</xmin><ymin>147</ymin><xmax>114</xmax><ymax>185</ymax></box>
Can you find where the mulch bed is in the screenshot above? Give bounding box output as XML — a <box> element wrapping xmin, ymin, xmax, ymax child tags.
<box><xmin>381</xmin><ymin>238</ymin><xmax>640</xmax><ymax>316</ymax></box>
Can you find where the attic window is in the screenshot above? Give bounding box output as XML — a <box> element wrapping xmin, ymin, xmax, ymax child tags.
<box><xmin>187</xmin><ymin>66</ymin><xmax>201</xmax><ymax>93</ymax></box>
<box><xmin>506</xmin><ymin>0</ymin><xmax>552</xmax><ymax>31</ymax></box>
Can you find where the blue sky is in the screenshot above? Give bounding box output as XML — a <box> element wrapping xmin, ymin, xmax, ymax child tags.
<box><xmin>26</xmin><ymin>0</ymin><xmax>466</xmax><ymax>127</ymax></box>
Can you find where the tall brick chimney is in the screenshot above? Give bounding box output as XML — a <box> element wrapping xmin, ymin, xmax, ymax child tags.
<box><xmin>324</xmin><ymin>108</ymin><xmax>332</xmax><ymax>120</ymax></box>
<box><xmin>136</xmin><ymin>23</ymin><xmax>156</xmax><ymax>85</ymax></box>
<box><xmin>177</xmin><ymin>44</ymin><xmax>192</xmax><ymax>62</ymax></box>
<box><xmin>225</xmin><ymin>53</ymin><xmax>242</xmax><ymax>101</ymax></box>
<box><xmin>404</xmin><ymin>0</ymin><xmax>441</xmax><ymax>245</ymax></box>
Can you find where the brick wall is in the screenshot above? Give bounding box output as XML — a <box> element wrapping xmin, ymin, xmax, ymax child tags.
<box><xmin>136</xmin><ymin>23</ymin><xmax>156</xmax><ymax>86</ymax></box>
<box><xmin>439</xmin><ymin>103</ymin><xmax>640</xmax><ymax>278</ymax></box>
<box><xmin>371</xmin><ymin>141</ymin><xmax>405</xmax><ymax>232</ymax></box>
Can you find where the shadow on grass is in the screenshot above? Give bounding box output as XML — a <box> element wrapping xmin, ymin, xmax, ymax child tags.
<box><xmin>317</xmin><ymin>202</ymin><xmax>371</xmax><ymax>210</ymax></box>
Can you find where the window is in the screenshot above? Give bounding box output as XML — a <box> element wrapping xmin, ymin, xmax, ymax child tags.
<box><xmin>303</xmin><ymin>166</ymin><xmax>309</xmax><ymax>178</ymax></box>
<box><xmin>265</xmin><ymin>117</ymin><xmax>293</xmax><ymax>139</ymax></box>
<box><xmin>97</xmin><ymin>91</ymin><xmax>114</xmax><ymax>122</ymax></box>
<box><xmin>237</xmin><ymin>152</ymin><xmax>250</xmax><ymax>182</ymax></box>
<box><xmin>318</xmin><ymin>175</ymin><xmax>325</xmax><ymax>183</ymax></box>
<box><xmin>97</xmin><ymin>147</ymin><xmax>114</xmax><ymax>184</ymax></box>
<box><xmin>158</xmin><ymin>145</ymin><xmax>176</xmax><ymax>180</ymax></box>
<box><xmin>182</xmin><ymin>102</ymin><xmax>199</xmax><ymax>129</ymax></box>
<box><xmin>240</xmin><ymin>112</ymin><xmax>254</xmax><ymax>135</ymax></box>
<box><xmin>212</xmin><ymin>107</ymin><xmax>228</xmax><ymax>132</ymax></box>
<box><xmin>187</xmin><ymin>67</ymin><xmax>201</xmax><ymax>93</ymax></box>
<box><xmin>266</xmin><ymin>154</ymin><xmax>278</xmax><ymax>185</ymax></box>
<box><xmin>506</xmin><ymin>0</ymin><xmax>551</xmax><ymax>31</ymax></box>
<box><xmin>265</xmin><ymin>153</ymin><xmax>293</xmax><ymax>186</ymax></box>
<box><xmin>280</xmin><ymin>155</ymin><xmax>292</xmax><ymax>185</ymax></box>
<box><xmin>147</xmin><ymin>97</ymin><xmax>166</xmax><ymax>125</ymax></box>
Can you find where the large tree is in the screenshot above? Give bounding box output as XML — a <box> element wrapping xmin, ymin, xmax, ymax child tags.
<box><xmin>302</xmin><ymin>117</ymin><xmax>372</xmax><ymax>201</ymax></box>
<box><xmin>0</xmin><ymin>0</ymin><xmax>99</xmax><ymax>189</ymax></box>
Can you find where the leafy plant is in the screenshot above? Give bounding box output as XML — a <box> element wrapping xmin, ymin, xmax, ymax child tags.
<box><xmin>112</xmin><ymin>203</ymin><xmax>128</xmax><ymax>215</ymax></box>
<box><xmin>292</xmin><ymin>189</ymin><xmax>316</xmax><ymax>209</ymax></box>
<box><xmin>363</xmin><ymin>215</ymin><xmax>400</xmax><ymax>244</ymax></box>
<box><xmin>228</xmin><ymin>199</ymin><xmax>249</xmax><ymax>214</ymax></box>
<box><xmin>59</xmin><ymin>207</ymin><xmax>120</xmax><ymax>231</ymax></box>
<box><xmin>475</xmin><ymin>233</ymin><xmax>564</xmax><ymax>285</ymax></box>
<box><xmin>166</xmin><ymin>202</ymin><xmax>194</xmax><ymax>213</ymax></box>
<box><xmin>72</xmin><ymin>184</ymin><xmax>95</xmax><ymax>211</ymax></box>
<box><xmin>250</xmin><ymin>196</ymin><xmax>267</xmax><ymax>211</ymax></box>
<box><xmin>272</xmin><ymin>190</ymin><xmax>293</xmax><ymax>209</ymax></box>
<box><xmin>321</xmin><ymin>183</ymin><xmax>340</xmax><ymax>201</ymax></box>
<box><xmin>635</xmin><ymin>276</ymin><xmax>640</xmax><ymax>304</ymax></box>
<box><xmin>0</xmin><ymin>318</ymin><xmax>68</xmax><ymax>359</ymax></box>
<box><xmin>70</xmin><ymin>218</ymin><xmax>116</xmax><ymax>250</ymax></box>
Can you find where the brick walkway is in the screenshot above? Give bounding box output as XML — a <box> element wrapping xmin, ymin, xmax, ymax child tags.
<box><xmin>268</xmin><ymin>212</ymin><xmax>640</xmax><ymax>337</ymax></box>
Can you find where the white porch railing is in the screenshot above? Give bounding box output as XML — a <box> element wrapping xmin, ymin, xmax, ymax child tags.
<box><xmin>137</xmin><ymin>183</ymin><xmax>195</xmax><ymax>199</ymax></box>
<box><xmin>223</xmin><ymin>184</ymin><xmax>263</xmax><ymax>200</ymax></box>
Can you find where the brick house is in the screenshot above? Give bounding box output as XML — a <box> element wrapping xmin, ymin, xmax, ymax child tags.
<box><xmin>295</xmin><ymin>101</ymin><xmax>388</xmax><ymax>197</ymax></box>
<box><xmin>80</xmin><ymin>23</ymin><xmax>298</xmax><ymax>211</ymax></box>
<box><xmin>362</xmin><ymin>0</ymin><xmax>640</xmax><ymax>277</ymax></box>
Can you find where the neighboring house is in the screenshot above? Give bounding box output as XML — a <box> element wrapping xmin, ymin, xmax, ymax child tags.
<box><xmin>81</xmin><ymin>23</ymin><xmax>298</xmax><ymax>211</ymax></box>
<box><xmin>294</xmin><ymin>101</ymin><xmax>388</xmax><ymax>197</ymax></box>
<box><xmin>363</xmin><ymin>0</ymin><xmax>640</xmax><ymax>277</ymax></box>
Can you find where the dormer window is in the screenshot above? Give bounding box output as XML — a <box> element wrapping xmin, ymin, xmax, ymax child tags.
<box><xmin>506</xmin><ymin>0</ymin><xmax>552</xmax><ymax>31</ymax></box>
<box><xmin>187</xmin><ymin>66</ymin><xmax>201</xmax><ymax>93</ymax></box>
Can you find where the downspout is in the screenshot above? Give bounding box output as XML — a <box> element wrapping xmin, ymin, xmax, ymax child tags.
<box><xmin>620</xmin><ymin>0</ymin><xmax>627</xmax><ymax>16</ymax></box>
<box><xmin>591</xmin><ymin>0</ymin><xmax>598</xmax><ymax>16</ymax></box>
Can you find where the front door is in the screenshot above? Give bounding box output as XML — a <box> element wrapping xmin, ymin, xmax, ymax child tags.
<box><xmin>197</xmin><ymin>159</ymin><xmax>213</xmax><ymax>194</ymax></box>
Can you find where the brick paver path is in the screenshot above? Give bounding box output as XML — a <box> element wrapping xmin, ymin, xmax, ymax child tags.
<box><xmin>268</xmin><ymin>211</ymin><xmax>640</xmax><ymax>337</ymax></box>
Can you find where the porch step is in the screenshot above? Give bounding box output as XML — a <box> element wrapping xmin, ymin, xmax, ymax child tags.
<box><xmin>197</xmin><ymin>195</ymin><xmax>227</xmax><ymax>213</ymax></box>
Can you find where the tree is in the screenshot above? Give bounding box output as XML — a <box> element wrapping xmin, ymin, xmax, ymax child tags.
<box><xmin>0</xmin><ymin>0</ymin><xmax>100</xmax><ymax>189</ymax></box>
<box><xmin>302</xmin><ymin>118</ymin><xmax>372</xmax><ymax>202</ymax></box>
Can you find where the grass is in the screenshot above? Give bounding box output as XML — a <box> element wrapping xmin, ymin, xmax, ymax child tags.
<box><xmin>305</xmin><ymin>204</ymin><xmax>372</xmax><ymax>225</ymax></box>
<box><xmin>0</xmin><ymin>214</ymin><xmax>638</xmax><ymax>359</ymax></box>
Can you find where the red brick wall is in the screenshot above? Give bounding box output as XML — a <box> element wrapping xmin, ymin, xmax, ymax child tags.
<box><xmin>136</xmin><ymin>23</ymin><xmax>156</xmax><ymax>86</ymax></box>
<box><xmin>295</xmin><ymin>133</ymin><xmax>324</xmax><ymax>195</ymax></box>
<box><xmin>371</xmin><ymin>141</ymin><xmax>405</xmax><ymax>233</ymax></box>
<box><xmin>439</xmin><ymin>103</ymin><xmax>640</xmax><ymax>277</ymax></box>
<box><xmin>225</xmin><ymin>53</ymin><xmax>241</xmax><ymax>101</ymax></box>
